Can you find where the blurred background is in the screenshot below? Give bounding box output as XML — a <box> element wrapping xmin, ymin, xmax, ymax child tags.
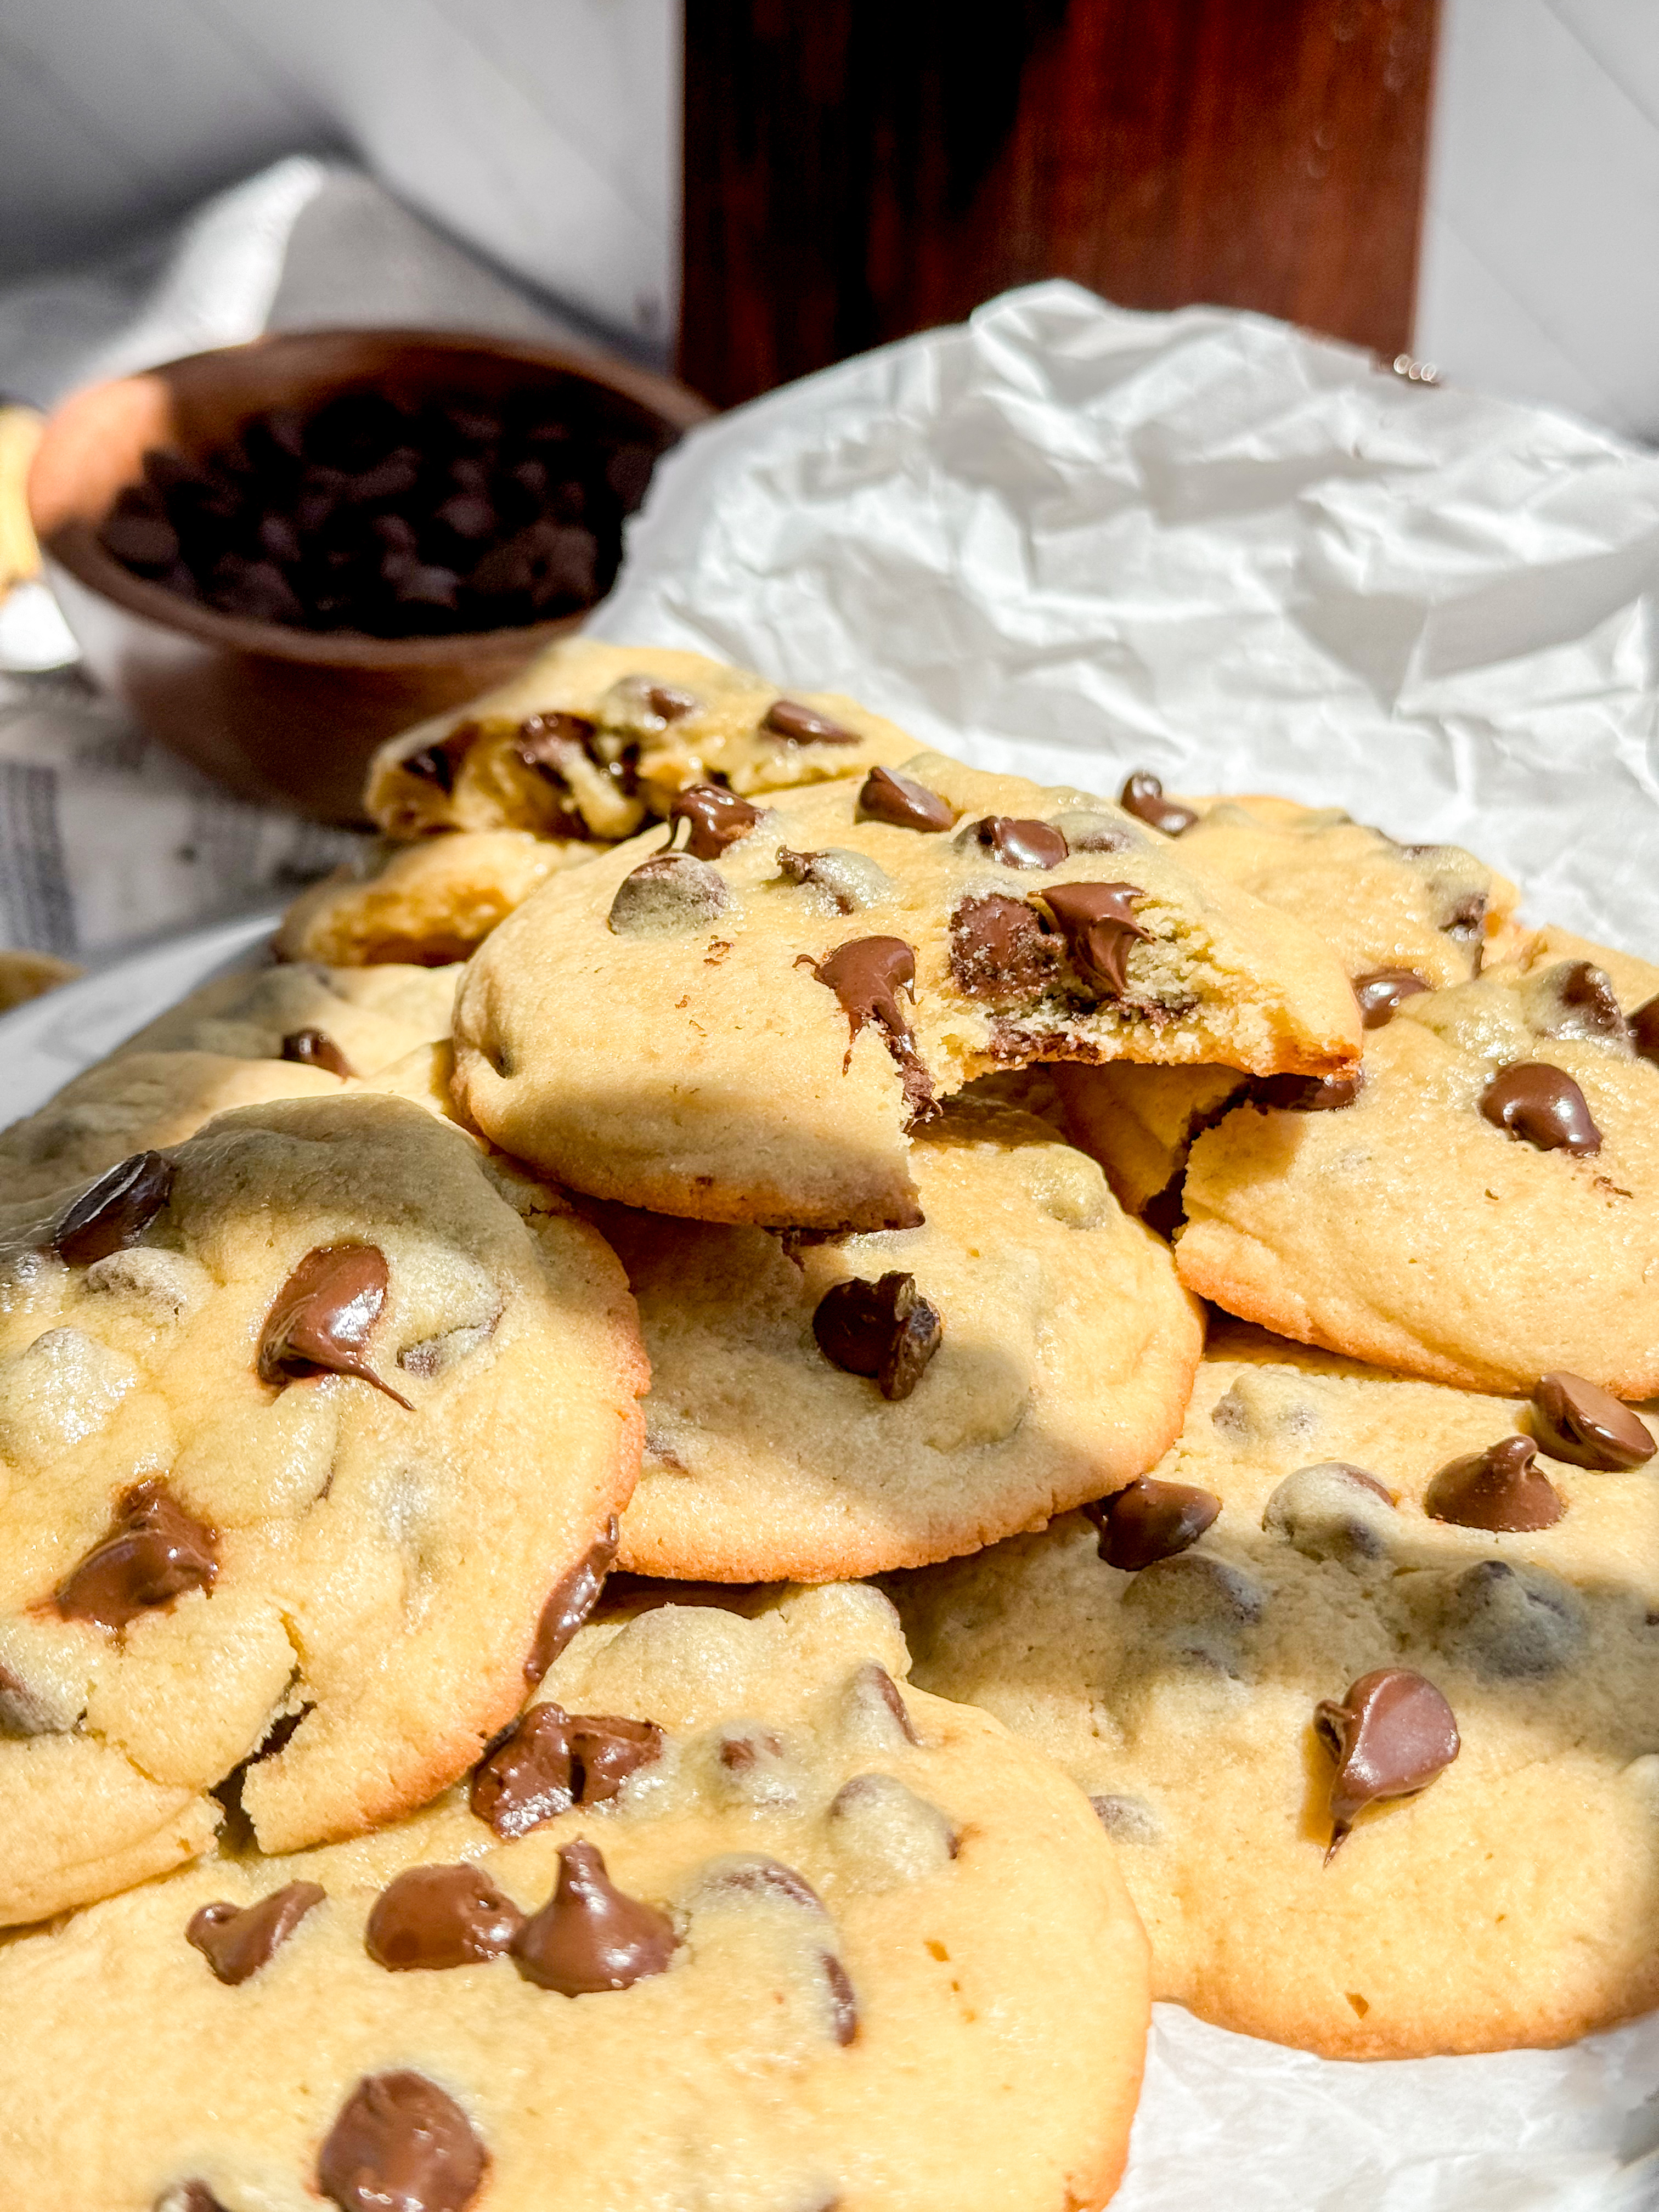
<box><xmin>0</xmin><ymin>0</ymin><xmax>1655</xmax><ymax>436</ymax></box>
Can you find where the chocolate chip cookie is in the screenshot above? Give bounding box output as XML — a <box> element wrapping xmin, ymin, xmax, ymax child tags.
<box><xmin>274</xmin><ymin>831</ymin><xmax>585</xmax><ymax>967</ymax></box>
<box><xmin>0</xmin><ymin>1093</ymin><xmax>644</xmax><ymax>1926</ymax></box>
<box><xmin>601</xmin><ymin>1097</ymin><xmax>1203</xmax><ymax>1581</ymax></box>
<box><xmin>114</xmin><ymin>962</ymin><xmax>460</xmax><ymax>1079</ymax></box>
<box><xmin>365</xmin><ymin>636</ymin><xmax>916</xmax><ymax>844</ymax></box>
<box><xmin>1173</xmin><ymin>944</ymin><xmax>1659</xmax><ymax>1392</ymax></box>
<box><xmin>0</xmin><ymin>1583</ymin><xmax>1149</xmax><ymax>2212</ymax></box>
<box><xmin>893</xmin><ymin>1320</ymin><xmax>1659</xmax><ymax>2058</ymax></box>
<box><xmin>452</xmin><ymin>754</ymin><xmax>1362</xmax><ymax>1231</ymax></box>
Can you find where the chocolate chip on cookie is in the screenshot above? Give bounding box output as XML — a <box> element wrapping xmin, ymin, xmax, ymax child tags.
<box><xmin>257</xmin><ymin>1244</ymin><xmax>413</xmax><ymax>1408</ymax></box>
<box><xmin>1536</xmin><ymin>960</ymin><xmax>1630</xmax><ymax>1046</ymax></box>
<box><xmin>1083</xmin><ymin>1478</ymin><xmax>1220</xmax><ymax>1571</ymax></box>
<box><xmin>50</xmin><ymin>1150</ymin><xmax>176</xmax><ymax>1266</ymax></box>
<box><xmin>470</xmin><ymin>1703</ymin><xmax>664</xmax><ymax>1840</ymax></box>
<box><xmin>56</xmin><ymin>1480</ymin><xmax>218</xmax><ymax>1630</ymax></box>
<box><xmin>187</xmin><ymin>1881</ymin><xmax>325</xmax><ymax>1984</ymax></box>
<box><xmin>799</xmin><ymin>937</ymin><xmax>935</xmax><ymax>1115</ymax></box>
<box><xmin>1352</xmin><ymin>969</ymin><xmax>1430</xmax><ymax>1029</ymax></box>
<box><xmin>948</xmin><ymin>893</ymin><xmax>1056</xmax><ymax>1000</ymax></box>
<box><xmin>365</xmin><ymin>1864</ymin><xmax>525</xmax><ymax>1970</ymax></box>
<box><xmin>318</xmin><ymin>2070</ymin><xmax>488</xmax><ymax>2212</ymax></box>
<box><xmin>1531</xmin><ymin>1371</ymin><xmax>1655</xmax><ymax>1470</ymax></box>
<box><xmin>1442</xmin><ymin>1559</ymin><xmax>1584</xmax><ymax>1677</ymax></box>
<box><xmin>511</xmin><ymin>1839</ymin><xmax>676</xmax><ymax>1994</ymax></box>
<box><xmin>607</xmin><ymin>851</ymin><xmax>731</xmax><ymax>936</ymax></box>
<box><xmin>776</xmin><ymin>846</ymin><xmax>896</xmax><ymax>912</ymax></box>
<box><xmin>155</xmin><ymin>2186</ymin><xmax>231</xmax><ymax>2212</ymax></box>
<box><xmin>812</xmin><ymin>1271</ymin><xmax>943</xmax><ymax>1401</ymax></box>
<box><xmin>1479</xmin><ymin>1063</ymin><xmax>1602</xmax><ymax>1155</ymax></box>
<box><xmin>280</xmin><ymin>1026</ymin><xmax>356</xmax><ymax>1079</ymax></box>
<box><xmin>967</xmin><ymin>815</ymin><xmax>1069</xmax><ymax>870</ymax></box>
<box><xmin>1633</xmin><ymin>994</ymin><xmax>1659</xmax><ymax>1068</ymax></box>
<box><xmin>823</xmin><ymin>1953</ymin><xmax>861</xmax><ymax>2044</ymax></box>
<box><xmin>665</xmin><ymin>784</ymin><xmax>766</xmax><ymax>860</ymax></box>
<box><xmin>1425</xmin><ymin>1435</ymin><xmax>1565</xmax><ymax>1531</ymax></box>
<box><xmin>402</xmin><ymin>723</ymin><xmax>477</xmax><ymax>793</ymax></box>
<box><xmin>1119</xmin><ymin>772</ymin><xmax>1197</xmax><ymax>837</ymax></box>
<box><xmin>524</xmin><ymin>1516</ymin><xmax>619</xmax><ymax>1684</ymax></box>
<box><xmin>1036</xmin><ymin>883</ymin><xmax>1151</xmax><ymax>996</ymax></box>
<box><xmin>763</xmin><ymin>698</ymin><xmax>857</xmax><ymax>746</ymax></box>
<box><xmin>1313</xmin><ymin>1669</ymin><xmax>1459</xmax><ymax>1860</ymax></box>
<box><xmin>1248</xmin><ymin>1070</ymin><xmax>1365</xmax><ymax>1111</ymax></box>
<box><xmin>856</xmin><ymin>765</ymin><xmax>955</xmax><ymax>832</ymax></box>
<box><xmin>515</xmin><ymin>709</ymin><xmax>599</xmax><ymax>775</ymax></box>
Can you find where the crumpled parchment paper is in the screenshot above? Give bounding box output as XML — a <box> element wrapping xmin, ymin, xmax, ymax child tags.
<box><xmin>590</xmin><ymin>280</ymin><xmax>1659</xmax><ymax>2209</ymax></box>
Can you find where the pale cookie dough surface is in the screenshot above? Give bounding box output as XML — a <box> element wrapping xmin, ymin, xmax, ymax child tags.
<box><xmin>605</xmin><ymin>1098</ymin><xmax>1204</xmax><ymax>1581</ymax></box>
<box><xmin>1172</xmin><ymin>794</ymin><xmax>1517</xmax><ymax>988</ymax></box>
<box><xmin>893</xmin><ymin>1322</ymin><xmax>1659</xmax><ymax>2059</ymax></box>
<box><xmin>275</xmin><ymin>832</ymin><xmax>586</xmax><ymax>967</ymax></box>
<box><xmin>0</xmin><ymin>1053</ymin><xmax>347</xmax><ymax>1206</ymax></box>
<box><xmin>0</xmin><ymin>1093</ymin><xmax>644</xmax><ymax>1925</ymax></box>
<box><xmin>453</xmin><ymin>754</ymin><xmax>1361</xmax><ymax>1232</ymax></box>
<box><xmin>366</xmin><ymin>636</ymin><xmax>915</xmax><ymax>842</ymax></box>
<box><xmin>0</xmin><ymin>1584</ymin><xmax>1149</xmax><ymax>2212</ymax></box>
<box><xmin>1177</xmin><ymin>950</ymin><xmax>1659</xmax><ymax>1392</ymax></box>
<box><xmin>115</xmin><ymin>962</ymin><xmax>460</xmax><ymax>1077</ymax></box>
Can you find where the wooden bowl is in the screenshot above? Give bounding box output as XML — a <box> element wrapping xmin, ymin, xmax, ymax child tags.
<box><xmin>28</xmin><ymin>329</ymin><xmax>712</xmax><ymax>823</ymax></box>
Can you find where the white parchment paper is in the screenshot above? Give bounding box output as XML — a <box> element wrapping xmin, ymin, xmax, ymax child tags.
<box><xmin>589</xmin><ymin>282</ymin><xmax>1659</xmax><ymax>2207</ymax></box>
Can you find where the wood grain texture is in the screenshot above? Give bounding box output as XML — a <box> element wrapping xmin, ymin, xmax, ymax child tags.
<box><xmin>681</xmin><ymin>0</ymin><xmax>1440</xmax><ymax>407</ymax></box>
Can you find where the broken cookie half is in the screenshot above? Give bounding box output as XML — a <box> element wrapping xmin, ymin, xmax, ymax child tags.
<box><xmin>453</xmin><ymin>752</ymin><xmax>1361</xmax><ymax>1231</ymax></box>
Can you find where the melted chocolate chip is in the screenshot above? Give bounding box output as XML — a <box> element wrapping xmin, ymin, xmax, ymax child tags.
<box><xmin>969</xmin><ymin>815</ymin><xmax>1069</xmax><ymax>870</ymax></box>
<box><xmin>1425</xmin><ymin>1435</ymin><xmax>1565</xmax><ymax>1531</ymax></box>
<box><xmin>665</xmin><ymin>783</ymin><xmax>765</xmax><ymax>859</ymax></box>
<box><xmin>798</xmin><ymin>936</ymin><xmax>934</xmax><ymax>1115</ymax></box>
<box><xmin>645</xmin><ymin>683</ymin><xmax>698</xmax><ymax>721</ymax></box>
<box><xmin>570</xmin><ymin>1711</ymin><xmax>666</xmax><ymax>1803</ymax></box>
<box><xmin>56</xmin><ymin>1480</ymin><xmax>217</xmax><ymax>1630</ymax></box>
<box><xmin>812</xmin><ymin>1271</ymin><xmax>943</xmax><ymax>1401</ymax></box>
<box><xmin>823</xmin><ymin>1952</ymin><xmax>860</xmax><ymax>2044</ymax></box>
<box><xmin>187</xmin><ymin>1880</ymin><xmax>324</xmax><ymax>1984</ymax></box>
<box><xmin>1552</xmin><ymin>961</ymin><xmax>1629</xmax><ymax>1045</ymax></box>
<box><xmin>1532</xmin><ymin>1372</ymin><xmax>1655</xmax><ymax>1471</ymax></box>
<box><xmin>280</xmin><ymin>1026</ymin><xmax>355</xmax><ymax>1079</ymax></box>
<box><xmin>1038</xmin><ymin>882</ymin><xmax>1152</xmax><ymax>996</ymax></box>
<box><xmin>763</xmin><ymin>698</ymin><xmax>856</xmax><ymax>746</ymax></box>
<box><xmin>318</xmin><ymin>2071</ymin><xmax>488</xmax><ymax>2212</ymax></box>
<box><xmin>470</xmin><ymin>1701</ymin><xmax>664</xmax><ymax>1839</ymax></box>
<box><xmin>1441</xmin><ymin>891</ymin><xmax>1487</xmax><ymax>945</ymax></box>
<box><xmin>1352</xmin><ymin>969</ymin><xmax>1430</xmax><ymax>1029</ymax></box>
<box><xmin>856</xmin><ymin>765</ymin><xmax>955</xmax><ymax>832</ymax></box>
<box><xmin>1632</xmin><ymin>994</ymin><xmax>1659</xmax><ymax>1068</ymax></box>
<box><xmin>50</xmin><ymin>1150</ymin><xmax>175</xmax><ymax>1266</ymax></box>
<box><xmin>1313</xmin><ymin>1668</ymin><xmax>1459</xmax><ymax>1859</ymax></box>
<box><xmin>257</xmin><ymin>1244</ymin><xmax>412</xmax><ymax>1408</ymax></box>
<box><xmin>948</xmin><ymin>894</ymin><xmax>1056</xmax><ymax>1001</ymax></box>
<box><xmin>402</xmin><ymin>723</ymin><xmax>477</xmax><ymax>793</ymax></box>
<box><xmin>514</xmin><ymin>710</ymin><xmax>599</xmax><ymax>775</ymax></box>
<box><xmin>511</xmin><ymin>1839</ymin><xmax>676</xmax><ymax>1994</ymax></box>
<box><xmin>1480</xmin><ymin>1063</ymin><xmax>1602</xmax><ymax>1156</ymax></box>
<box><xmin>1252</xmin><ymin>1070</ymin><xmax>1365</xmax><ymax>1112</ymax></box>
<box><xmin>1119</xmin><ymin>771</ymin><xmax>1197</xmax><ymax>837</ymax></box>
<box><xmin>524</xmin><ymin>1517</ymin><xmax>618</xmax><ymax>1684</ymax></box>
<box><xmin>1084</xmin><ymin>1478</ymin><xmax>1221</xmax><ymax>1571</ymax></box>
<box><xmin>365</xmin><ymin>1864</ymin><xmax>524</xmax><ymax>1971</ymax></box>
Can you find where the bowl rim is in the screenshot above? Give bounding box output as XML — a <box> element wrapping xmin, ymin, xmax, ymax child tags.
<box><xmin>29</xmin><ymin>324</ymin><xmax>713</xmax><ymax>670</ymax></box>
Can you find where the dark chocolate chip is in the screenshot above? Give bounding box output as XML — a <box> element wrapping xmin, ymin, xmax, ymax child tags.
<box><xmin>1441</xmin><ymin>891</ymin><xmax>1487</xmax><ymax>945</ymax></box>
<box><xmin>1083</xmin><ymin>1478</ymin><xmax>1221</xmax><ymax>1570</ymax></box>
<box><xmin>1425</xmin><ymin>1435</ymin><xmax>1565</xmax><ymax>1531</ymax></box>
<box><xmin>568</xmin><ymin>1711</ymin><xmax>666</xmax><ymax>1805</ymax></box>
<box><xmin>318</xmin><ymin>2070</ymin><xmax>488</xmax><ymax>2212</ymax></box>
<box><xmin>812</xmin><ymin>1271</ymin><xmax>943</xmax><ymax>1401</ymax></box>
<box><xmin>1551</xmin><ymin>961</ymin><xmax>1629</xmax><ymax>1045</ymax></box>
<box><xmin>798</xmin><ymin>936</ymin><xmax>934</xmax><ymax>1115</ymax></box>
<box><xmin>646</xmin><ymin>682</ymin><xmax>698</xmax><ymax>721</ymax></box>
<box><xmin>280</xmin><ymin>1027</ymin><xmax>355</xmax><ymax>1079</ymax></box>
<box><xmin>402</xmin><ymin>723</ymin><xmax>478</xmax><ymax>793</ymax></box>
<box><xmin>1037</xmin><ymin>882</ymin><xmax>1152</xmax><ymax>996</ymax></box>
<box><xmin>56</xmin><ymin>1480</ymin><xmax>217</xmax><ymax>1631</ymax></box>
<box><xmin>50</xmin><ymin>1150</ymin><xmax>175</xmax><ymax>1266</ymax></box>
<box><xmin>1313</xmin><ymin>1668</ymin><xmax>1459</xmax><ymax>1859</ymax></box>
<box><xmin>665</xmin><ymin>783</ymin><xmax>765</xmax><ymax>859</ymax></box>
<box><xmin>948</xmin><ymin>894</ymin><xmax>1057</xmax><ymax>1001</ymax></box>
<box><xmin>1119</xmin><ymin>771</ymin><xmax>1197</xmax><ymax>836</ymax></box>
<box><xmin>823</xmin><ymin>1952</ymin><xmax>860</xmax><ymax>2044</ymax></box>
<box><xmin>1531</xmin><ymin>1371</ymin><xmax>1655</xmax><ymax>1471</ymax></box>
<box><xmin>968</xmin><ymin>815</ymin><xmax>1069</xmax><ymax>870</ymax></box>
<box><xmin>607</xmin><ymin>853</ymin><xmax>730</xmax><ymax>936</ymax></box>
<box><xmin>524</xmin><ymin>1517</ymin><xmax>618</xmax><ymax>1684</ymax></box>
<box><xmin>365</xmin><ymin>1864</ymin><xmax>524</xmax><ymax>1971</ymax></box>
<box><xmin>511</xmin><ymin>1839</ymin><xmax>676</xmax><ymax>1994</ymax></box>
<box><xmin>469</xmin><ymin>1702</ymin><xmax>663</xmax><ymax>1841</ymax></box>
<box><xmin>514</xmin><ymin>710</ymin><xmax>600</xmax><ymax>778</ymax></box>
<box><xmin>1632</xmin><ymin>994</ymin><xmax>1659</xmax><ymax>1068</ymax></box>
<box><xmin>1479</xmin><ymin>1063</ymin><xmax>1602</xmax><ymax>1155</ymax></box>
<box><xmin>187</xmin><ymin>1880</ymin><xmax>325</xmax><ymax>1984</ymax></box>
<box><xmin>855</xmin><ymin>766</ymin><xmax>955</xmax><ymax>832</ymax></box>
<box><xmin>1247</xmin><ymin>1069</ymin><xmax>1365</xmax><ymax>1112</ymax></box>
<box><xmin>1352</xmin><ymin>969</ymin><xmax>1430</xmax><ymax>1029</ymax></box>
<box><xmin>257</xmin><ymin>1245</ymin><xmax>412</xmax><ymax>1408</ymax></box>
<box><xmin>763</xmin><ymin>698</ymin><xmax>857</xmax><ymax>745</ymax></box>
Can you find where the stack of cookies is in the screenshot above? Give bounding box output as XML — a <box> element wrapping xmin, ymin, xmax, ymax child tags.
<box><xmin>1</xmin><ymin>637</ymin><xmax>1654</xmax><ymax>2209</ymax></box>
